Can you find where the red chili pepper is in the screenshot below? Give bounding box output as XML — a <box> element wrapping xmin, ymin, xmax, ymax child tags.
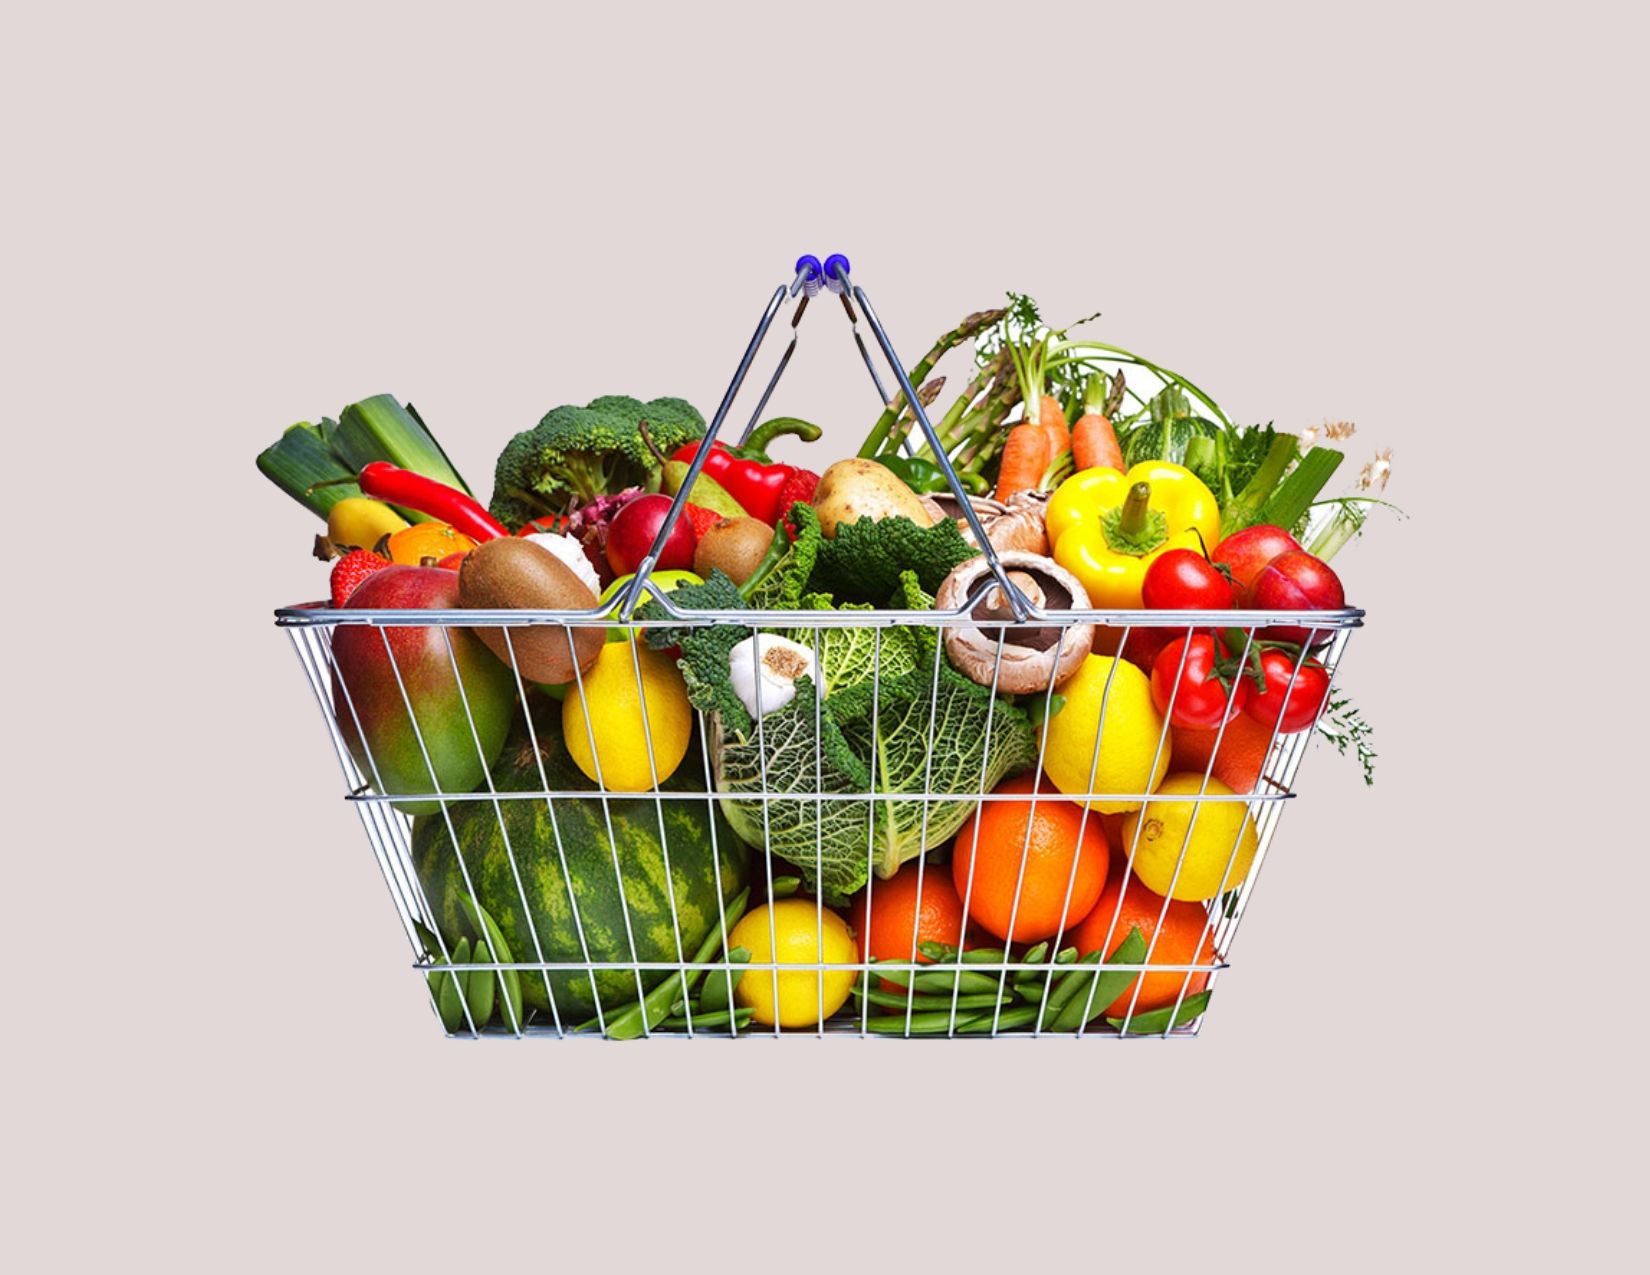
<box><xmin>358</xmin><ymin>462</ymin><xmax>506</xmax><ymax>542</ymax></box>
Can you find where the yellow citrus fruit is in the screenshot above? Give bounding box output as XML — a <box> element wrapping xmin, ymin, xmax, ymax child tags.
<box><xmin>561</xmin><ymin>640</ymin><xmax>691</xmax><ymax>791</ymax></box>
<box><xmin>1040</xmin><ymin>655</ymin><xmax>1171</xmax><ymax>812</ymax></box>
<box><xmin>729</xmin><ymin>899</ymin><xmax>858</xmax><ymax>1028</ymax></box>
<box><xmin>1122</xmin><ymin>774</ymin><xmax>1259</xmax><ymax>901</ymax></box>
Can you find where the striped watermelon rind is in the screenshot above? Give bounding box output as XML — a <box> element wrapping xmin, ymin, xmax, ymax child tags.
<box><xmin>412</xmin><ymin>709</ymin><xmax>748</xmax><ymax>1021</ymax></box>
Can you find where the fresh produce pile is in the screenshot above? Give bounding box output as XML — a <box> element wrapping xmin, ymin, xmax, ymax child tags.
<box><xmin>263</xmin><ymin>295</ymin><xmax>1393</xmax><ymax>1036</ymax></box>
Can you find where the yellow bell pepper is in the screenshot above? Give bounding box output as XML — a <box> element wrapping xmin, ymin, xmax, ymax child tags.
<box><xmin>1046</xmin><ymin>462</ymin><xmax>1222</xmax><ymax>608</ymax></box>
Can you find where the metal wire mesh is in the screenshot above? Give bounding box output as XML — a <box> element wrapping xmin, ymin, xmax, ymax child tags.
<box><xmin>280</xmin><ymin>598</ymin><xmax>1360</xmax><ymax>1040</ymax></box>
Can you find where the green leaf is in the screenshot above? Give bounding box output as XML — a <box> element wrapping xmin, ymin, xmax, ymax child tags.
<box><xmin>1107</xmin><ymin>990</ymin><xmax>1213</xmax><ymax>1035</ymax></box>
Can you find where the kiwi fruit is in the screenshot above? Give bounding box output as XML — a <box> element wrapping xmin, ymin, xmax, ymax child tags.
<box><xmin>693</xmin><ymin>517</ymin><xmax>774</xmax><ymax>585</ymax></box>
<box><xmin>458</xmin><ymin>538</ymin><xmax>604</xmax><ymax>684</ymax></box>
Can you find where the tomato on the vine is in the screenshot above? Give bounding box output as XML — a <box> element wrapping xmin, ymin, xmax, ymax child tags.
<box><xmin>1151</xmin><ymin>634</ymin><xmax>1249</xmax><ymax>729</ymax></box>
<box><xmin>1242</xmin><ymin>649</ymin><xmax>1331</xmax><ymax>733</ymax></box>
<box><xmin>1141</xmin><ymin>548</ymin><xmax>1236</xmax><ymax>612</ymax></box>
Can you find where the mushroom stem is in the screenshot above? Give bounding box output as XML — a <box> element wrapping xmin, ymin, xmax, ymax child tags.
<box><xmin>983</xmin><ymin>571</ymin><xmax>1044</xmax><ymax>619</ymax></box>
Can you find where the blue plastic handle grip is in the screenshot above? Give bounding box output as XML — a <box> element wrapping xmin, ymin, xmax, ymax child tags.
<box><xmin>794</xmin><ymin>254</ymin><xmax>822</xmax><ymax>280</ymax></box>
<box><xmin>823</xmin><ymin>253</ymin><xmax>850</xmax><ymax>281</ymax></box>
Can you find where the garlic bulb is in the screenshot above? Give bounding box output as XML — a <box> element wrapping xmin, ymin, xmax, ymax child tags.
<box><xmin>727</xmin><ymin>634</ymin><xmax>817</xmax><ymax>720</ymax></box>
<box><xmin>525</xmin><ymin>533</ymin><xmax>601</xmax><ymax>597</ymax></box>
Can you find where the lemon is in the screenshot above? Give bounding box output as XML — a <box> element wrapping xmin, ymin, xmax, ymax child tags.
<box><xmin>729</xmin><ymin>899</ymin><xmax>858</xmax><ymax>1028</ymax></box>
<box><xmin>1040</xmin><ymin>655</ymin><xmax>1170</xmax><ymax>812</ymax></box>
<box><xmin>562</xmin><ymin>639</ymin><xmax>692</xmax><ymax>791</ymax></box>
<box><xmin>1124</xmin><ymin>774</ymin><xmax>1259</xmax><ymax>901</ymax></box>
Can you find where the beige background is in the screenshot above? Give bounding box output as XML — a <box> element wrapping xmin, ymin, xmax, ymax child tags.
<box><xmin>6</xmin><ymin>2</ymin><xmax>1642</xmax><ymax>1270</ymax></box>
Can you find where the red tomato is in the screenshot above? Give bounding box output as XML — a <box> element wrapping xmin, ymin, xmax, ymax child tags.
<box><xmin>515</xmin><ymin>513</ymin><xmax>569</xmax><ymax>536</ymax></box>
<box><xmin>1242</xmin><ymin>650</ymin><xmax>1330</xmax><ymax>733</ymax></box>
<box><xmin>1248</xmin><ymin>550</ymin><xmax>1346</xmax><ymax>643</ymax></box>
<box><xmin>1142</xmin><ymin>548</ymin><xmax>1236</xmax><ymax>612</ymax></box>
<box><xmin>1151</xmin><ymin>635</ymin><xmax>1249</xmax><ymax>729</ymax></box>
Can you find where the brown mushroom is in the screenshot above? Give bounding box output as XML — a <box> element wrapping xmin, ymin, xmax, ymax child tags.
<box><xmin>922</xmin><ymin>491</ymin><xmax>1050</xmax><ymax>556</ymax></box>
<box><xmin>934</xmin><ymin>551</ymin><xmax>1094</xmax><ymax>694</ymax></box>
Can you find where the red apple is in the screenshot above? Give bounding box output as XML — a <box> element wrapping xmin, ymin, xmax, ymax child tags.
<box><xmin>605</xmin><ymin>494</ymin><xmax>698</xmax><ymax>577</ymax></box>
<box><xmin>1212</xmin><ymin>525</ymin><xmax>1300</xmax><ymax>596</ymax></box>
<box><xmin>1248</xmin><ymin>550</ymin><xmax>1345</xmax><ymax>642</ymax></box>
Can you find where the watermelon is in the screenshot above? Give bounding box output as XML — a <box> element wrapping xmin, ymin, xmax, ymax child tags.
<box><xmin>412</xmin><ymin>707</ymin><xmax>748</xmax><ymax>1021</ymax></box>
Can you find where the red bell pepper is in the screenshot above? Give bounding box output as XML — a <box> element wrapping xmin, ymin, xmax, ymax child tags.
<box><xmin>669</xmin><ymin>417</ymin><xmax>822</xmax><ymax>526</ymax></box>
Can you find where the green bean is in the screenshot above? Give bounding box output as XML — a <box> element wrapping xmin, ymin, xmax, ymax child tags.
<box><xmin>908</xmin><ymin>968</ymin><xmax>1006</xmax><ymax>996</ymax></box>
<box><xmin>696</xmin><ymin>948</ymin><xmax>749</xmax><ymax>1015</ymax></box>
<box><xmin>1043</xmin><ymin>949</ymin><xmax>1106</xmax><ymax>1019</ymax></box>
<box><xmin>658</xmin><ymin>1008</ymin><xmax>755</xmax><ymax>1032</ymax></box>
<box><xmin>958</xmin><ymin>1004</ymin><xmax>1042</xmax><ymax>1033</ymax></box>
<box><xmin>436</xmin><ymin>937</ymin><xmax>470</xmax><ymax>1033</ymax></box>
<box><xmin>460</xmin><ymin>895</ymin><xmax>523</xmax><ymax>1033</ymax></box>
<box><xmin>1107</xmin><ymin>990</ymin><xmax>1212</xmax><ymax>1035</ymax></box>
<box><xmin>604</xmin><ymin>887</ymin><xmax>754</xmax><ymax>1040</ymax></box>
<box><xmin>852</xmin><ymin>986</ymin><xmax>1012</xmax><ymax>1012</ymax></box>
<box><xmin>862</xmin><ymin>1011</ymin><xmax>985</xmax><ymax>1034</ymax></box>
<box><xmin>464</xmin><ymin>939</ymin><xmax>497</xmax><ymax>1029</ymax></box>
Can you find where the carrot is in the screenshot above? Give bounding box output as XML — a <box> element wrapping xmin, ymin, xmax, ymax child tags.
<box><xmin>1037</xmin><ymin>394</ymin><xmax>1070</xmax><ymax>458</ymax></box>
<box><xmin>995</xmin><ymin>422</ymin><xmax>1052</xmax><ymax>501</ymax></box>
<box><xmin>1072</xmin><ymin>412</ymin><xmax>1122</xmax><ymax>471</ymax></box>
<box><xmin>1071</xmin><ymin>373</ymin><xmax>1124</xmax><ymax>471</ymax></box>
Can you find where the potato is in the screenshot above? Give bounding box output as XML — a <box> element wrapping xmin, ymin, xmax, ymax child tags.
<box><xmin>810</xmin><ymin>459</ymin><xmax>937</xmax><ymax>539</ymax></box>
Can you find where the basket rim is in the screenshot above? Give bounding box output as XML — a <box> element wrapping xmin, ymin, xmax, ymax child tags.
<box><xmin>275</xmin><ymin>601</ymin><xmax>1365</xmax><ymax>630</ymax></box>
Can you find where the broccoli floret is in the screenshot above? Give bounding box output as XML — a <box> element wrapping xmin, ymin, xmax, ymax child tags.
<box><xmin>488</xmin><ymin>395</ymin><xmax>706</xmax><ymax>528</ymax></box>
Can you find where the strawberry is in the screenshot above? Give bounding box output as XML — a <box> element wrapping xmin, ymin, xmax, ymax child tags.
<box><xmin>330</xmin><ymin>548</ymin><xmax>388</xmax><ymax>607</ymax></box>
<box><xmin>777</xmin><ymin>467</ymin><xmax>819</xmax><ymax>509</ymax></box>
<box><xmin>684</xmin><ymin>503</ymin><xmax>724</xmax><ymax>541</ymax></box>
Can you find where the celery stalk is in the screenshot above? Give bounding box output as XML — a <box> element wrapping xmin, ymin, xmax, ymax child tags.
<box><xmin>1256</xmin><ymin>448</ymin><xmax>1345</xmax><ymax>533</ymax></box>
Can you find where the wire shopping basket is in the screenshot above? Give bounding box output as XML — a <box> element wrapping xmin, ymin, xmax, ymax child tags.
<box><xmin>277</xmin><ymin>257</ymin><xmax>1363</xmax><ymax>1039</ymax></box>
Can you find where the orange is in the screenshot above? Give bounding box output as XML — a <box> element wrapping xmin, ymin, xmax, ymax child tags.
<box><xmin>1170</xmin><ymin>713</ymin><xmax>1275</xmax><ymax>795</ymax></box>
<box><xmin>1069</xmin><ymin>860</ymin><xmax>1217</xmax><ymax>1018</ymax></box>
<box><xmin>951</xmin><ymin>774</ymin><xmax>1108</xmax><ymax>943</ymax></box>
<box><xmin>385</xmin><ymin>521</ymin><xmax>478</xmax><ymax>566</ymax></box>
<box><xmin>850</xmin><ymin>862</ymin><xmax>967</xmax><ymax>991</ymax></box>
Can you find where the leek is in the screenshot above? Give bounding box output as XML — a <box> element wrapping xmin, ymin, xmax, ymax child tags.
<box><xmin>254</xmin><ymin>394</ymin><xmax>469</xmax><ymax>521</ymax></box>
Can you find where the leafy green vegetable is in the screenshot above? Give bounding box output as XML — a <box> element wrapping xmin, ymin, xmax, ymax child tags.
<box><xmin>488</xmin><ymin>394</ymin><xmax>705</xmax><ymax>527</ymax></box>
<box><xmin>656</xmin><ymin>574</ymin><xmax>1036</xmax><ymax>902</ymax></box>
<box><xmin>743</xmin><ymin>505</ymin><xmax>825</xmax><ymax>610</ymax></box>
<box><xmin>810</xmin><ymin>514</ymin><xmax>977</xmax><ymax>601</ymax></box>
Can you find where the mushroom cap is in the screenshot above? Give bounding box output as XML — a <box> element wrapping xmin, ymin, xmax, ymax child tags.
<box><xmin>934</xmin><ymin>551</ymin><xmax>1095</xmax><ymax>695</ymax></box>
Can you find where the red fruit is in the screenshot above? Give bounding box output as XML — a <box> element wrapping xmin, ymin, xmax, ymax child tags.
<box><xmin>435</xmin><ymin>551</ymin><xmax>468</xmax><ymax>571</ymax></box>
<box><xmin>1243</xmin><ymin>650</ymin><xmax>1331</xmax><ymax>733</ymax></box>
<box><xmin>1151</xmin><ymin>634</ymin><xmax>1248</xmax><ymax>730</ymax></box>
<box><xmin>331</xmin><ymin>567</ymin><xmax>515</xmax><ymax>814</ymax></box>
<box><xmin>1142</xmin><ymin>548</ymin><xmax>1235</xmax><ymax>612</ymax></box>
<box><xmin>1247</xmin><ymin>550</ymin><xmax>1345</xmax><ymax>642</ymax></box>
<box><xmin>683</xmin><ymin>503</ymin><xmax>723</xmax><ymax>541</ymax></box>
<box><xmin>778</xmin><ymin>468</ymin><xmax>820</xmax><ymax>509</ymax></box>
<box><xmin>605</xmin><ymin>493</ymin><xmax>697</xmax><ymax>577</ymax></box>
<box><xmin>1212</xmin><ymin>525</ymin><xmax>1300</xmax><ymax>595</ymax></box>
<box><xmin>330</xmin><ymin>549</ymin><xmax>388</xmax><ymax>607</ymax></box>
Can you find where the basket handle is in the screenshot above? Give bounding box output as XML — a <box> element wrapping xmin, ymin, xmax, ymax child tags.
<box><xmin>617</xmin><ymin>258</ymin><xmax>1037</xmax><ymax>621</ymax></box>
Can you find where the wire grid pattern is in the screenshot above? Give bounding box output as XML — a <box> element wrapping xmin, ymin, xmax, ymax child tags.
<box><xmin>280</xmin><ymin>599</ymin><xmax>1359</xmax><ymax>1040</ymax></box>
